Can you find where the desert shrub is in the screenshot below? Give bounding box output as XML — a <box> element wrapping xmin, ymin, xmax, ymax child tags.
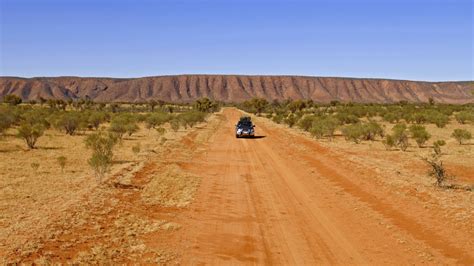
<box><xmin>53</xmin><ymin>112</ymin><xmax>85</xmax><ymax>135</ymax></box>
<box><xmin>383</xmin><ymin>112</ymin><xmax>401</xmax><ymax>123</ymax></box>
<box><xmin>382</xmin><ymin>135</ymin><xmax>396</xmax><ymax>150</ymax></box>
<box><xmin>132</xmin><ymin>143</ymin><xmax>141</xmax><ymax>156</ymax></box>
<box><xmin>57</xmin><ymin>156</ymin><xmax>67</xmax><ymax>173</ymax></box>
<box><xmin>412</xmin><ymin>112</ymin><xmax>427</xmax><ymax>124</ymax></box>
<box><xmin>342</xmin><ymin>121</ymin><xmax>383</xmax><ymax>143</ymax></box>
<box><xmin>272</xmin><ymin>114</ymin><xmax>284</xmax><ymax>124</ymax></box>
<box><xmin>309</xmin><ymin>116</ymin><xmax>339</xmax><ymax>139</ymax></box>
<box><xmin>87</xmin><ymin>111</ymin><xmax>108</xmax><ymax>130</ymax></box>
<box><xmin>391</xmin><ymin>123</ymin><xmax>409</xmax><ymax>151</ymax></box>
<box><xmin>429</xmin><ymin>112</ymin><xmax>449</xmax><ymax>128</ymax></box>
<box><xmin>287</xmin><ymin>100</ymin><xmax>306</xmax><ymax>113</ymax></box>
<box><xmin>360</xmin><ymin>121</ymin><xmax>384</xmax><ymax>141</ymax></box>
<box><xmin>335</xmin><ymin>112</ymin><xmax>359</xmax><ymax>124</ymax></box>
<box><xmin>85</xmin><ymin>131</ymin><xmax>118</xmax><ymax>182</ymax></box>
<box><xmin>284</xmin><ymin>114</ymin><xmax>297</xmax><ymax>128</ymax></box>
<box><xmin>2</xmin><ymin>94</ymin><xmax>22</xmax><ymax>105</ymax></box>
<box><xmin>451</xmin><ymin>129</ymin><xmax>472</xmax><ymax>144</ymax></box>
<box><xmin>433</xmin><ymin>140</ymin><xmax>446</xmax><ymax>155</ymax></box>
<box><xmin>17</xmin><ymin>122</ymin><xmax>45</xmax><ymax>149</ymax></box>
<box><xmin>423</xmin><ymin>155</ymin><xmax>447</xmax><ymax>187</ymax></box>
<box><xmin>169</xmin><ymin>119</ymin><xmax>180</xmax><ymax>132</ymax></box>
<box><xmin>31</xmin><ymin>162</ymin><xmax>40</xmax><ymax>171</ymax></box>
<box><xmin>455</xmin><ymin>111</ymin><xmax>473</xmax><ymax>124</ymax></box>
<box><xmin>156</xmin><ymin>127</ymin><xmax>166</xmax><ymax>137</ymax></box>
<box><xmin>109</xmin><ymin>114</ymin><xmax>139</xmax><ymax>138</ymax></box>
<box><xmin>242</xmin><ymin>98</ymin><xmax>269</xmax><ymax>115</ymax></box>
<box><xmin>146</xmin><ymin>112</ymin><xmax>171</xmax><ymax>129</ymax></box>
<box><xmin>0</xmin><ymin>107</ymin><xmax>16</xmax><ymax>135</ymax></box>
<box><xmin>342</xmin><ymin>124</ymin><xmax>365</xmax><ymax>143</ymax></box>
<box><xmin>177</xmin><ymin>111</ymin><xmax>207</xmax><ymax>128</ymax></box>
<box><xmin>297</xmin><ymin>115</ymin><xmax>316</xmax><ymax>131</ymax></box>
<box><xmin>409</xmin><ymin>124</ymin><xmax>431</xmax><ymax>147</ymax></box>
<box><xmin>194</xmin><ymin>98</ymin><xmax>219</xmax><ymax>113</ymax></box>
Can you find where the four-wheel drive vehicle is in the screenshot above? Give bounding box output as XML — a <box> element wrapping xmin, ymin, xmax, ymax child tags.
<box><xmin>235</xmin><ymin>116</ymin><xmax>255</xmax><ymax>138</ymax></box>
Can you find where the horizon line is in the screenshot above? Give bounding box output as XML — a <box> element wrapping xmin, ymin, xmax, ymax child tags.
<box><xmin>1</xmin><ymin>74</ymin><xmax>473</xmax><ymax>83</ymax></box>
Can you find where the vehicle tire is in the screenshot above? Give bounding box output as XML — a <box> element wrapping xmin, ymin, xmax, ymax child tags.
<box><xmin>236</xmin><ymin>135</ymin><xmax>239</xmax><ymax>138</ymax></box>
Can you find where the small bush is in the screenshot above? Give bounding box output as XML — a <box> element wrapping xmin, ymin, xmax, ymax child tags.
<box><xmin>342</xmin><ymin>124</ymin><xmax>365</xmax><ymax>143</ymax></box>
<box><xmin>3</xmin><ymin>94</ymin><xmax>22</xmax><ymax>105</ymax></box>
<box><xmin>423</xmin><ymin>155</ymin><xmax>447</xmax><ymax>187</ymax></box>
<box><xmin>382</xmin><ymin>135</ymin><xmax>396</xmax><ymax>150</ymax></box>
<box><xmin>433</xmin><ymin>140</ymin><xmax>446</xmax><ymax>155</ymax></box>
<box><xmin>392</xmin><ymin>123</ymin><xmax>409</xmax><ymax>151</ymax></box>
<box><xmin>284</xmin><ymin>114</ymin><xmax>297</xmax><ymax>128</ymax></box>
<box><xmin>156</xmin><ymin>127</ymin><xmax>166</xmax><ymax>136</ymax></box>
<box><xmin>109</xmin><ymin>114</ymin><xmax>139</xmax><ymax>139</ymax></box>
<box><xmin>17</xmin><ymin>122</ymin><xmax>45</xmax><ymax>149</ymax></box>
<box><xmin>132</xmin><ymin>143</ymin><xmax>141</xmax><ymax>156</ymax></box>
<box><xmin>146</xmin><ymin>112</ymin><xmax>171</xmax><ymax>129</ymax></box>
<box><xmin>451</xmin><ymin>129</ymin><xmax>472</xmax><ymax>144</ymax></box>
<box><xmin>455</xmin><ymin>111</ymin><xmax>473</xmax><ymax>124</ymax></box>
<box><xmin>31</xmin><ymin>162</ymin><xmax>40</xmax><ymax>171</ymax></box>
<box><xmin>169</xmin><ymin>119</ymin><xmax>180</xmax><ymax>132</ymax></box>
<box><xmin>409</xmin><ymin>124</ymin><xmax>431</xmax><ymax>147</ymax></box>
<box><xmin>53</xmin><ymin>112</ymin><xmax>85</xmax><ymax>135</ymax></box>
<box><xmin>57</xmin><ymin>156</ymin><xmax>67</xmax><ymax>173</ymax></box>
<box><xmin>85</xmin><ymin>131</ymin><xmax>119</xmax><ymax>182</ymax></box>
<box><xmin>309</xmin><ymin>117</ymin><xmax>339</xmax><ymax>139</ymax></box>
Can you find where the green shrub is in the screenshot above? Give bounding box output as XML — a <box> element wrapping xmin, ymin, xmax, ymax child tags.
<box><xmin>156</xmin><ymin>127</ymin><xmax>166</xmax><ymax>136</ymax></box>
<box><xmin>57</xmin><ymin>156</ymin><xmax>67</xmax><ymax>173</ymax></box>
<box><xmin>284</xmin><ymin>114</ymin><xmax>297</xmax><ymax>128</ymax></box>
<box><xmin>335</xmin><ymin>112</ymin><xmax>359</xmax><ymax>124</ymax></box>
<box><xmin>433</xmin><ymin>140</ymin><xmax>446</xmax><ymax>155</ymax></box>
<box><xmin>455</xmin><ymin>111</ymin><xmax>473</xmax><ymax>124</ymax></box>
<box><xmin>109</xmin><ymin>114</ymin><xmax>139</xmax><ymax>138</ymax></box>
<box><xmin>2</xmin><ymin>94</ymin><xmax>22</xmax><ymax>105</ymax></box>
<box><xmin>430</xmin><ymin>113</ymin><xmax>449</xmax><ymax>128</ymax></box>
<box><xmin>409</xmin><ymin>124</ymin><xmax>431</xmax><ymax>147</ymax></box>
<box><xmin>194</xmin><ymin>98</ymin><xmax>219</xmax><ymax>113</ymax></box>
<box><xmin>309</xmin><ymin>117</ymin><xmax>339</xmax><ymax>139</ymax></box>
<box><xmin>85</xmin><ymin>131</ymin><xmax>118</xmax><ymax>182</ymax></box>
<box><xmin>53</xmin><ymin>112</ymin><xmax>85</xmax><ymax>135</ymax></box>
<box><xmin>177</xmin><ymin>111</ymin><xmax>207</xmax><ymax>128</ymax></box>
<box><xmin>146</xmin><ymin>112</ymin><xmax>171</xmax><ymax>129</ymax></box>
<box><xmin>169</xmin><ymin>119</ymin><xmax>180</xmax><ymax>132</ymax></box>
<box><xmin>342</xmin><ymin>124</ymin><xmax>365</xmax><ymax>143</ymax></box>
<box><xmin>17</xmin><ymin>122</ymin><xmax>45</xmax><ymax>149</ymax></box>
<box><xmin>297</xmin><ymin>115</ymin><xmax>316</xmax><ymax>131</ymax></box>
<box><xmin>132</xmin><ymin>143</ymin><xmax>141</xmax><ymax>155</ymax></box>
<box><xmin>87</xmin><ymin>111</ymin><xmax>108</xmax><ymax>130</ymax></box>
<box><xmin>451</xmin><ymin>129</ymin><xmax>472</xmax><ymax>144</ymax></box>
<box><xmin>272</xmin><ymin>114</ymin><xmax>284</xmax><ymax>124</ymax></box>
<box><xmin>392</xmin><ymin>123</ymin><xmax>409</xmax><ymax>151</ymax></box>
<box><xmin>361</xmin><ymin>121</ymin><xmax>384</xmax><ymax>141</ymax></box>
<box><xmin>382</xmin><ymin>135</ymin><xmax>396</xmax><ymax>150</ymax></box>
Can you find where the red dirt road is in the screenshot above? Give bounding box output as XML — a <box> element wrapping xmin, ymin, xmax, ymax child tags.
<box><xmin>166</xmin><ymin>108</ymin><xmax>473</xmax><ymax>265</ymax></box>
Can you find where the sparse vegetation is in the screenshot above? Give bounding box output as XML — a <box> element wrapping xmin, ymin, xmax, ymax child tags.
<box><xmin>57</xmin><ymin>156</ymin><xmax>67</xmax><ymax>173</ymax></box>
<box><xmin>451</xmin><ymin>129</ymin><xmax>472</xmax><ymax>144</ymax></box>
<box><xmin>409</xmin><ymin>124</ymin><xmax>431</xmax><ymax>147</ymax></box>
<box><xmin>17</xmin><ymin>122</ymin><xmax>45</xmax><ymax>149</ymax></box>
<box><xmin>85</xmin><ymin>131</ymin><xmax>119</xmax><ymax>182</ymax></box>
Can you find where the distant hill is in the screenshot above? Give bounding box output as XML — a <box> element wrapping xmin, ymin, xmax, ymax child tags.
<box><xmin>0</xmin><ymin>75</ymin><xmax>472</xmax><ymax>104</ymax></box>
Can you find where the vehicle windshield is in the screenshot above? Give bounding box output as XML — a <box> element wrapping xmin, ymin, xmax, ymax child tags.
<box><xmin>237</xmin><ymin>121</ymin><xmax>253</xmax><ymax>128</ymax></box>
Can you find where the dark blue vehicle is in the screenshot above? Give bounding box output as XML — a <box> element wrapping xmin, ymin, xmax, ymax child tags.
<box><xmin>235</xmin><ymin>116</ymin><xmax>255</xmax><ymax>138</ymax></box>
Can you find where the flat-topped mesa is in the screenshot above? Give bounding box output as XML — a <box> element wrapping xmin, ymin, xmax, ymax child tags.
<box><xmin>0</xmin><ymin>75</ymin><xmax>472</xmax><ymax>104</ymax></box>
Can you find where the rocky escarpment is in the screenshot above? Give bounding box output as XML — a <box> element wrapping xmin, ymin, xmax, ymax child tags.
<box><xmin>0</xmin><ymin>75</ymin><xmax>472</xmax><ymax>104</ymax></box>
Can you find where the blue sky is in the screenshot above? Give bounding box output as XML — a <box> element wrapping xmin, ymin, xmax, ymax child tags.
<box><xmin>0</xmin><ymin>0</ymin><xmax>472</xmax><ymax>81</ymax></box>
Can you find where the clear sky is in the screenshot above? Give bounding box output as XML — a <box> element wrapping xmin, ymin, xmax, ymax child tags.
<box><xmin>0</xmin><ymin>0</ymin><xmax>472</xmax><ymax>81</ymax></box>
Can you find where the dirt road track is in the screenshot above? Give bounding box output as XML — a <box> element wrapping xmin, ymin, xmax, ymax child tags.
<box><xmin>167</xmin><ymin>108</ymin><xmax>473</xmax><ymax>265</ymax></box>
